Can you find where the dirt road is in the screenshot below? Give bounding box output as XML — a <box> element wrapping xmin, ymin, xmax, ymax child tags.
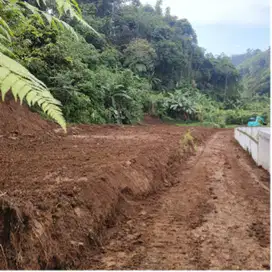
<box><xmin>87</xmin><ymin>130</ymin><xmax>270</xmax><ymax>270</ymax></box>
<box><xmin>0</xmin><ymin>117</ymin><xmax>215</xmax><ymax>269</ymax></box>
<box><xmin>0</xmin><ymin>103</ymin><xmax>270</xmax><ymax>270</ymax></box>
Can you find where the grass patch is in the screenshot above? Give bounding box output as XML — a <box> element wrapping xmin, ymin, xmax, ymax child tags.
<box><xmin>176</xmin><ymin>122</ymin><xmax>202</xmax><ymax>127</ymax></box>
<box><xmin>225</xmin><ymin>124</ymin><xmax>239</xmax><ymax>128</ymax></box>
<box><xmin>176</xmin><ymin>122</ymin><xmax>238</xmax><ymax>128</ymax></box>
<box><xmin>180</xmin><ymin>129</ymin><xmax>197</xmax><ymax>152</ymax></box>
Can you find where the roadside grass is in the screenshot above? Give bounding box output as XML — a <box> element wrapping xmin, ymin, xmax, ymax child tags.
<box><xmin>175</xmin><ymin>122</ymin><xmax>240</xmax><ymax>128</ymax></box>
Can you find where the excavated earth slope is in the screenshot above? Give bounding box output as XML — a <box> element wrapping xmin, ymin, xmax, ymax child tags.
<box><xmin>0</xmin><ymin>101</ymin><xmax>269</xmax><ymax>269</ymax></box>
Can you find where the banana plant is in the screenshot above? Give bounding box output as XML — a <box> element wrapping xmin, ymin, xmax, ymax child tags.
<box><xmin>164</xmin><ymin>89</ymin><xmax>197</xmax><ymax>120</ymax></box>
<box><xmin>102</xmin><ymin>84</ymin><xmax>133</xmax><ymax>124</ymax></box>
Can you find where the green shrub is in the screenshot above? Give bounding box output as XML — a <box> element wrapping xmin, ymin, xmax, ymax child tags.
<box><xmin>143</xmin><ymin>92</ymin><xmax>167</xmax><ymax>118</ymax></box>
<box><xmin>224</xmin><ymin>110</ymin><xmax>251</xmax><ymax>125</ymax></box>
<box><xmin>224</xmin><ymin>109</ymin><xmax>269</xmax><ymax>125</ymax></box>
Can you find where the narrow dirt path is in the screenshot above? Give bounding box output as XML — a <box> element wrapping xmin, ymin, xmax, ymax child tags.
<box><xmin>87</xmin><ymin>130</ymin><xmax>270</xmax><ymax>270</ymax></box>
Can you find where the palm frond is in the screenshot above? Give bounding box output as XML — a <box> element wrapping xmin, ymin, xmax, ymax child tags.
<box><xmin>113</xmin><ymin>93</ymin><xmax>133</xmax><ymax>100</ymax></box>
<box><xmin>0</xmin><ymin>53</ymin><xmax>66</xmax><ymax>131</ymax></box>
<box><xmin>54</xmin><ymin>0</ymin><xmax>99</xmax><ymax>35</ymax></box>
<box><xmin>0</xmin><ymin>32</ymin><xmax>10</xmax><ymax>42</ymax></box>
<box><xmin>0</xmin><ymin>43</ymin><xmax>15</xmax><ymax>57</ymax></box>
<box><xmin>0</xmin><ymin>16</ymin><xmax>13</xmax><ymax>38</ymax></box>
<box><xmin>21</xmin><ymin>2</ymin><xmax>79</xmax><ymax>38</ymax></box>
<box><xmin>0</xmin><ymin>27</ymin><xmax>11</xmax><ymax>42</ymax></box>
<box><xmin>0</xmin><ymin>16</ymin><xmax>13</xmax><ymax>56</ymax></box>
<box><xmin>55</xmin><ymin>0</ymin><xmax>81</xmax><ymax>16</ymax></box>
<box><xmin>0</xmin><ymin>0</ymin><xmax>100</xmax><ymax>132</ymax></box>
<box><xmin>30</xmin><ymin>0</ymin><xmax>99</xmax><ymax>36</ymax></box>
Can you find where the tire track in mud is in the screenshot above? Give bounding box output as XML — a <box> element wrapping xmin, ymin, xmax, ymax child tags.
<box><xmin>87</xmin><ymin>131</ymin><xmax>270</xmax><ymax>270</ymax></box>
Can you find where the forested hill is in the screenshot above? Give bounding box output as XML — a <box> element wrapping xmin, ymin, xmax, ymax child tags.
<box><xmin>0</xmin><ymin>0</ymin><xmax>270</xmax><ymax>128</ymax></box>
<box><xmin>231</xmin><ymin>48</ymin><xmax>270</xmax><ymax>97</ymax></box>
<box><xmin>78</xmin><ymin>0</ymin><xmax>240</xmax><ymax>96</ymax></box>
<box><xmin>231</xmin><ymin>49</ymin><xmax>263</xmax><ymax>66</ymax></box>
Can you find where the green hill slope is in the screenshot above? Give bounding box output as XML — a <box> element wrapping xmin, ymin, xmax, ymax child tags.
<box><xmin>231</xmin><ymin>48</ymin><xmax>270</xmax><ymax>97</ymax></box>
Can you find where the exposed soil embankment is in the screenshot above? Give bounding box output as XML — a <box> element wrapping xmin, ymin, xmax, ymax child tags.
<box><xmin>0</xmin><ymin>102</ymin><xmax>214</xmax><ymax>269</ymax></box>
<box><xmin>0</xmin><ymin>98</ymin><xmax>55</xmax><ymax>137</ymax></box>
<box><xmin>86</xmin><ymin>131</ymin><xmax>270</xmax><ymax>270</ymax></box>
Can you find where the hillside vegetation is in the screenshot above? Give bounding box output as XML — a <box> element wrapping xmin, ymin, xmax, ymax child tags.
<box><xmin>0</xmin><ymin>0</ymin><xmax>270</xmax><ymax>128</ymax></box>
<box><xmin>231</xmin><ymin>48</ymin><xmax>270</xmax><ymax>97</ymax></box>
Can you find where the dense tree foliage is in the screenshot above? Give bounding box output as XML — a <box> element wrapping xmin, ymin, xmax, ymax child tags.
<box><xmin>231</xmin><ymin>49</ymin><xmax>262</xmax><ymax>66</ymax></box>
<box><xmin>231</xmin><ymin>48</ymin><xmax>270</xmax><ymax>97</ymax></box>
<box><xmin>0</xmin><ymin>0</ymin><xmax>98</xmax><ymax>131</ymax></box>
<box><xmin>0</xmin><ymin>0</ymin><xmax>270</xmax><ymax>128</ymax></box>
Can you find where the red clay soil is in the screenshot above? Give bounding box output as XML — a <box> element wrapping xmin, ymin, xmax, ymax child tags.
<box><xmin>0</xmin><ymin>102</ymin><xmax>270</xmax><ymax>270</ymax></box>
<box><xmin>89</xmin><ymin>132</ymin><xmax>270</xmax><ymax>270</ymax></box>
<box><xmin>0</xmin><ymin>98</ymin><xmax>55</xmax><ymax>137</ymax></box>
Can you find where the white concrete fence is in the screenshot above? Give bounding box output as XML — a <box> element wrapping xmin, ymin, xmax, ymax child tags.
<box><xmin>234</xmin><ymin>127</ymin><xmax>270</xmax><ymax>173</ymax></box>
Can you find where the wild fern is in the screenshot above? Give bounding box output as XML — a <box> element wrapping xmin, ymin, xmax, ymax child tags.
<box><xmin>22</xmin><ymin>0</ymin><xmax>99</xmax><ymax>37</ymax></box>
<box><xmin>0</xmin><ymin>0</ymin><xmax>99</xmax><ymax>132</ymax></box>
<box><xmin>0</xmin><ymin>53</ymin><xmax>67</xmax><ymax>131</ymax></box>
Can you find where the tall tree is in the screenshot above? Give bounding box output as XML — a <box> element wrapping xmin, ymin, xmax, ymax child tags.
<box><xmin>155</xmin><ymin>0</ymin><xmax>163</xmax><ymax>16</ymax></box>
<box><xmin>123</xmin><ymin>38</ymin><xmax>157</xmax><ymax>77</ymax></box>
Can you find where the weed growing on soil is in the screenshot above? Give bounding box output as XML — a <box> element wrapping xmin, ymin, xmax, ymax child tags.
<box><xmin>180</xmin><ymin>129</ymin><xmax>197</xmax><ymax>153</ymax></box>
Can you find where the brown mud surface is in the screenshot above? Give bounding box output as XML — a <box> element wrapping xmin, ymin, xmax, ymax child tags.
<box><xmin>89</xmin><ymin>131</ymin><xmax>270</xmax><ymax>270</ymax></box>
<box><xmin>0</xmin><ymin>102</ymin><xmax>270</xmax><ymax>270</ymax></box>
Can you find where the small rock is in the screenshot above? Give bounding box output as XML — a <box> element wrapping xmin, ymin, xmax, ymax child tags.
<box><xmin>77</xmin><ymin>177</ymin><xmax>88</xmax><ymax>182</ymax></box>
<box><xmin>71</xmin><ymin>240</ymin><xmax>84</xmax><ymax>247</ymax></box>
<box><xmin>133</xmin><ymin>239</ymin><xmax>144</xmax><ymax>245</ymax></box>
<box><xmin>127</xmin><ymin>233</ymin><xmax>141</xmax><ymax>241</ymax></box>
<box><xmin>140</xmin><ymin>210</ymin><xmax>147</xmax><ymax>216</ymax></box>
<box><xmin>126</xmin><ymin>220</ymin><xmax>133</xmax><ymax>226</ymax></box>
<box><xmin>125</xmin><ymin>161</ymin><xmax>131</xmax><ymax>166</ymax></box>
<box><xmin>74</xmin><ymin>207</ymin><xmax>82</xmax><ymax>217</ymax></box>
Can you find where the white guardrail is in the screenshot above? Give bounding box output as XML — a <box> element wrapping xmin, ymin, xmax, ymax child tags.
<box><xmin>234</xmin><ymin>127</ymin><xmax>270</xmax><ymax>173</ymax></box>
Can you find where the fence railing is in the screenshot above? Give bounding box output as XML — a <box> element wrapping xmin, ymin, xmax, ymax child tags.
<box><xmin>234</xmin><ymin>127</ymin><xmax>270</xmax><ymax>173</ymax></box>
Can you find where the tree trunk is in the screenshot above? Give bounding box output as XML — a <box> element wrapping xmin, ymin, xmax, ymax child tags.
<box><xmin>224</xmin><ymin>73</ymin><xmax>228</xmax><ymax>103</ymax></box>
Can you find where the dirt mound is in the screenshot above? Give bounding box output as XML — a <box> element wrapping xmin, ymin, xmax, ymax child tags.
<box><xmin>0</xmin><ymin>123</ymin><xmax>215</xmax><ymax>269</ymax></box>
<box><xmin>0</xmin><ymin>97</ymin><xmax>55</xmax><ymax>136</ymax></box>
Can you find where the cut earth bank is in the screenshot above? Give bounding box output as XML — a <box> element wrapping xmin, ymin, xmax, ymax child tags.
<box><xmin>0</xmin><ymin>100</ymin><xmax>269</xmax><ymax>270</ymax></box>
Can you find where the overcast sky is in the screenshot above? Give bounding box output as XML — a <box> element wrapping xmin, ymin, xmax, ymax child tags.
<box><xmin>141</xmin><ymin>0</ymin><xmax>270</xmax><ymax>55</ymax></box>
